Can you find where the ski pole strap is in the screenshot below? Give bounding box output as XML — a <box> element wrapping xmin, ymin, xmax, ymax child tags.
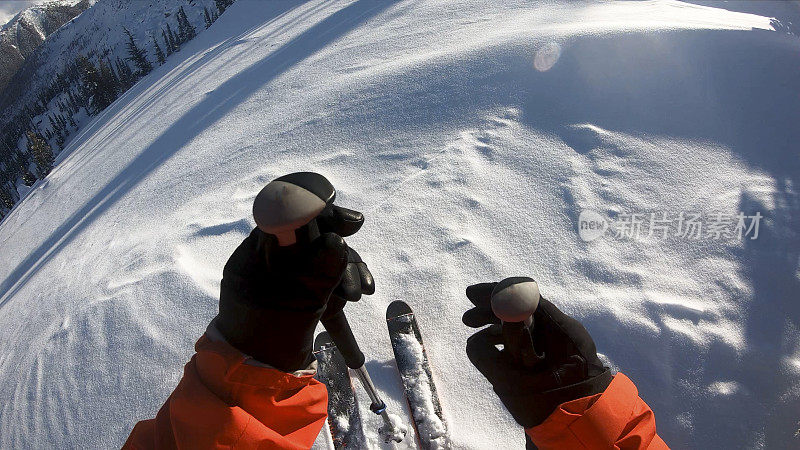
<box><xmin>321</xmin><ymin>310</ymin><xmax>366</xmax><ymax>369</ymax></box>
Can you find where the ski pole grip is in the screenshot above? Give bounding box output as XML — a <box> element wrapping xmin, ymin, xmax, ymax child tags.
<box><xmin>491</xmin><ymin>277</ymin><xmax>544</xmax><ymax>367</ymax></box>
<box><xmin>321</xmin><ymin>309</ymin><xmax>366</xmax><ymax>369</ymax></box>
<box><xmin>253</xmin><ymin>172</ymin><xmax>335</xmax><ymax>246</ymax></box>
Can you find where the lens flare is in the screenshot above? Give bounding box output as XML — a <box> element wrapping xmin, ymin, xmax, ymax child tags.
<box><xmin>533</xmin><ymin>42</ymin><xmax>562</xmax><ymax>72</ymax></box>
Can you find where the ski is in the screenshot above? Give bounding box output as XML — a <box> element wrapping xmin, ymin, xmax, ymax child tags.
<box><xmin>313</xmin><ymin>331</ymin><xmax>366</xmax><ymax>449</ymax></box>
<box><xmin>386</xmin><ymin>301</ymin><xmax>451</xmax><ymax>449</ymax></box>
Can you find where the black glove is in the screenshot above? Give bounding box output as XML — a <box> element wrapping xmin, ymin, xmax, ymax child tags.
<box><xmin>464</xmin><ymin>282</ymin><xmax>613</xmax><ymax>428</ymax></box>
<box><xmin>216</xmin><ymin>204</ymin><xmax>373</xmax><ymax>373</ymax></box>
<box><xmin>319</xmin><ymin>205</ymin><xmax>375</xmax><ymax>321</ymax></box>
<box><xmin>322</xmin><ymin>247</ymin><xmax>374</xmax><ymax>320</ymax></box>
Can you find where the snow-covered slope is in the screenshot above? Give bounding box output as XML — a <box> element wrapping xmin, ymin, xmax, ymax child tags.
<box><xmin>0</xmin><ymin>0</ymin><xmax>233</xmax><ymax>219</ymax></box>
<box><xmin>0</xmin><ymin>0</ymin><xmax>798</xmax><ymax>448</ymax></box>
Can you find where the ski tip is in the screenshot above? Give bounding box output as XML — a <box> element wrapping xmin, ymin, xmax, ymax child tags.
<box><xmin>386</xmin><ymin>300</ymin><xmax>413</xmax><ymax>321</ymax></box>
<box><xmin>314</xmin><ymin>331</ymin><xmax>335</xmax><ymax>352</ymax></box>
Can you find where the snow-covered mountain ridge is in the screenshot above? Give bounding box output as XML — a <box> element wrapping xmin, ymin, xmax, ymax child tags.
<box><xmin>0</xmin><ymin>0</ymin><xmax>90</xmax><ymax>95</ymax></box>
<box><xmin>0</xmin><ymin>0</ymin><xmax>219</xmax><ymax>116</ymax></box>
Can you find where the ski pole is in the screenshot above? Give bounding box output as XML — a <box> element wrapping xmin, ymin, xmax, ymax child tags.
<box><xmin>254</xmin><ymin>172</ymin><xmax>404</xmax><ymax>442</ymax></box>
<box><xmin>322</xmin><ymin>310</ymin><xmax>404</xmax><ymax>442</ymax></box>
<box><xmin>490</xmin><ymin>277</ymin><xmax>545</xmax><ymax>367</ymax></box>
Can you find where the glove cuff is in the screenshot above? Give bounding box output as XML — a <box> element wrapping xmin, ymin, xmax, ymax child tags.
<box><xmin>217</xmin><ymin>284</ymin><xmax>324</xmax><ymax>373</ymax></box>
<box><xmin>517</xmin><ymin>368</ymin><xmax>614</xmax><ymax>428</ymax></box>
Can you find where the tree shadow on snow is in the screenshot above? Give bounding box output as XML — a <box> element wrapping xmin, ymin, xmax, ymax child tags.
<box><xmin>0</xmin><ymin>0</ymin><xmax>396</xmax><ymax>308</ymax></box>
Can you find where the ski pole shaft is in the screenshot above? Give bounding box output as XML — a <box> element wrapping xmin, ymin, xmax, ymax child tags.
<box><xmin>322</xmin><ymin>310</ymin><xmax>403</xmax><ymax>442</ymax></box>
<box><xmin>321</xmin><ymin>310</ymin><xmax>365</xmax><ymax>368</ymax></box>
<box><xmin>491</xmin><ymin>277</ymin><xmax>545</xmax><ymax>367</ymax></box>
<box><xmin>353</xmin><ymin>365</ymin><xmax>396</xmax><ymax>424</ymax></box>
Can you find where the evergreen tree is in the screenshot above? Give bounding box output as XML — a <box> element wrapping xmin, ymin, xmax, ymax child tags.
<box><xmin>104</xmin><ymin>58</ymin><xmax>121</xmax><ymax>93</ymax></box>
<box><xmin>13</xmin><ymin>150</ymin><xmax>37</xmax><ymax>186</ymax></box>
<box><xmin>166</xmin><ymin>22</ymin><xmax>179</xmax><ymax>53</ymax></box>
<box><xmin>115</xmin><ymin>58</ymin><xmax>136</xmax><ymax>91</ymax></box>
<box><xmin>204</xmin><ymin>7</ymin><xmax>213</xmax><ymax>28</ymax></box>
<box><xmin>77</xmin><ymin>55</ymin><xmax>114</xmax><ymax>113</ymax></box>
<box><xmin>38</xmin><ymin>91</ymin><xmax>49</xmax><ymax>108</ymax></box>
<box><xmin>186</xmin><ymin>9</ymin><xmax>197</xmax><ymax>40</ymax></box>
<box><xmin>56</xmin><ymin>72</ymin><xmax>68</xmax><ymax>92</ymax></box>
<box><xmin>48</xmin><ymin>114</ymin><xmax>60</xmax><ymax>134</ymax></box>
<box><xmin>0</xmin><ymin>182</ymin><xmax>17</xmax><ymax>212</ymax></box>
<box><xmin>162</xmin><ymin>29</ymin><xmax>174</xmax><ymax>56</ymax></box>
<box><xmin>21</xmin><ymin>170</ymin><xmax>37</xmax><ymax>186</ymax></box>
<box><xmin>177</xmin><ymin>7</ymin><xmax>196</xmax><ymax>42</ymax></box>
<box><xmin>153</xmin><ymin>36</ymin><xmax>166</xmax><ymax>64</ymax></box>
<box><xmin>67</xmin><ymin>90</ymin><xmax>77</xmax><ymax>112</ymax></box>
<box><xmin>55</xmin><ymin>129</ymin><xmax>65</xmax><ymax>149</ymax></box>
<box><xmin>97</xmin><ymin>58</ymin><xmax>120</xmax><ymax>107</ymax></box>
<box><xmin>0</xmin><ymin>184</ymin><xmax>14</xmax><ymax>210</ymax></box>
<box><xmin>176</xmin><ymin>9</ymin><xmax>188</xmax><ymax>44</ymax></box>
<box><xmin>124</xmin><ymin>27</ymin><xmax>153</xmax><ymax>75</ymax></box>
<box><xmin>26</xmin><ymin>131</ymin><xmax>54</xmax><ymax>177</ymax></box>
<box><xmin>77</xmin><ymin>55</ymin><xmax>98</xmax><ymax>97</ymax></box>
<box><xmin>215</xmin><ymin>0</ymin><xmax>234</xmax><ymax>14</ymax></box>
<box><xmin>172</xmin><ymin>23</ymin><xmax>182</xmax><ymax>52</ymax></box>
<box><xmin>70</xmin><ymin>61</ymin><xmax>90</xmax><ymax>109</ymax></box>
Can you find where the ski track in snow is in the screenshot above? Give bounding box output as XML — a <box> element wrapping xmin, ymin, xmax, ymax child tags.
<box><xmin>0</xmin><ymin>1</ymin><xmax>799</xmax><ymax>449</ymax></box>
